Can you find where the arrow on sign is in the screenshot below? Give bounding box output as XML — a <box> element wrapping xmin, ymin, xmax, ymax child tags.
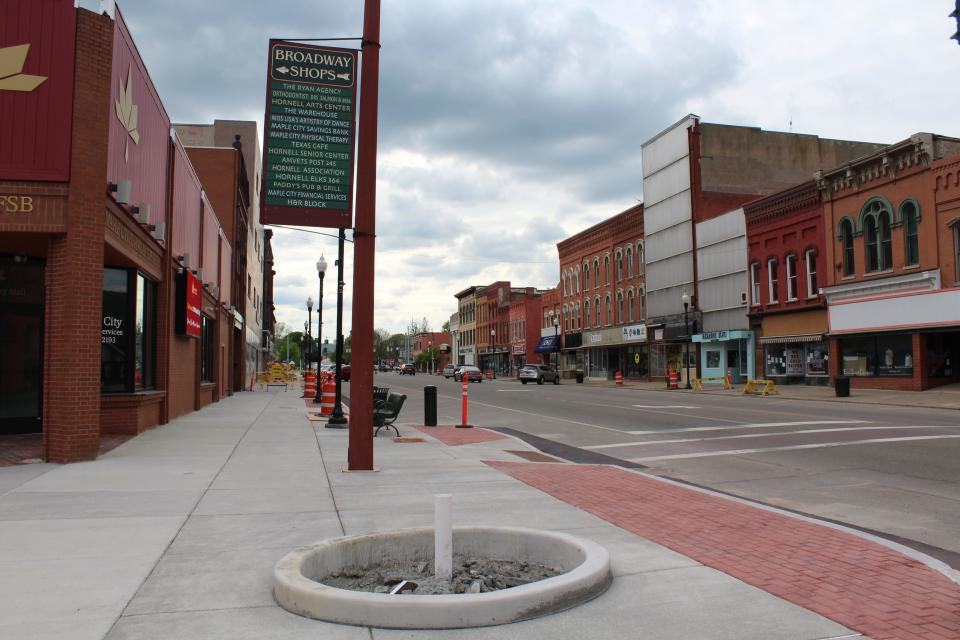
<box><xmin>276</xmin><ymin>66</ymin><xmax>290</xmax><ymax>73</ymax></box>
<box><xmin>336</xmin><ymin>72</ymin><xmax>351</xmax><ymax>81</ymax></box>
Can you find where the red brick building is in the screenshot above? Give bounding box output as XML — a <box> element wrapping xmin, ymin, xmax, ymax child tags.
<box><xmin>508</xmin><ymin>291</ymin><xmax>543</xmax><ymax>373</ymax></box>
<box><xmin>0</xmin><ymin>3</ymin><xmax>250</xmax><ymax>460</ymax></box>
<box><xmin>556</xmin><ymin>204</ymin><xmax>646</xmax><ymax>379</ymax></box>
<box><xmin>411</xmin><ymin>331</ymin><xmax>451</xmax><ymax>373</ymax></box>
<box><xmin>744</xmin><ymin>182</ymin><xmax>830</xmax><ymax>385</ymax></box>
<box><xmin>819</xmin><ymin>134</ymin><xmax>960</xmax><ymax>390</ymax></box>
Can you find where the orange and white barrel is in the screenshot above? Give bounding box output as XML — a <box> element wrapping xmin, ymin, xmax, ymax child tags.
<box><xmin>615</xmin><ymin>371</ymin><xmax>623</xmax><ymax>386</ymax></box>
<box><xmin>320</xmin><ymin>382</ymin><xmax>336</xmax><ymax>415</ymax></box>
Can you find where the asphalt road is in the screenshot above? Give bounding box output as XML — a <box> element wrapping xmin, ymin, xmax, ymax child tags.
<box><xmin>354</xmin><ymin>372</ymin><xmax>960</xmax><ymax>563</ymax></box>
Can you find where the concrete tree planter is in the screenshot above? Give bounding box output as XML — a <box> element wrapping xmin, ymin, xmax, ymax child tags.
<box><xmin>274</xmin><ymin>526</ymin><xmax>612</xmax><ymax>629</ymax></box>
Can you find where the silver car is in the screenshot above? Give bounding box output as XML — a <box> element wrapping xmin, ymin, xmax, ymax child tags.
<box><xmin>519</xmin><ymin>364</ymin><xmax>559</xmax><ymax>385</ymax></box>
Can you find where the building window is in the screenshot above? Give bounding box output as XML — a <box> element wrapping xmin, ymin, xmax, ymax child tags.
<box><xmin>639</xmin><ymin>287</ymin><xmax>645</xmax><ymax>320</ymax></box>
<box><xmin>605</xmin><ymin>294</ymin><xmax>612</xmax><ymax>325</ymax></box>
<box><xmin>617</xmin><ymin>291</ymin><xmax>624</xmax><ymax>324</ymax></box>
<box><xmin>604</xmin><ymin>255</ymin><xmax>610</xmax><ymax>285</ymax></box>
<box><xmin>902</xmin><ymin>201</ymin><xmax>920</xmax><ymax>265</ymax></box>
<box><xmin>616</xmin><ymin>251</ymin><xmax>623</xmax><ymax>282</ymax></box>
<box><xmin>805</xmin><ymin>250</ymin><xmax>818</xmax><ymax>298</ymax></box>
<box><xmin>637</xmin><ymin>241</ymin><xmax>644</xmax><ymax>275</ymax></box>
<box><xmin>575</xmin><ymin>270</ymin><xmax>580</xmax><ymax>293</ymax></box>
<box><xmin>785</xmin><ymin>254</ymin><xmax>798</xmax><ymax>301</ymax></box>
<box><xmin>593</xmin><ymin>258</ymin><xmax>600</xmax><ymax>288</ymax></box>
<box><xmin>584</xmin><ymin>299</ymin><xmax>590</xmax><ymax>328</ymax></box>
<box><xmin>583</xmin><ymin>263</ymin><xmax>589</xmax><ymax>290</ymax></box>
<box><xmin>840</xmin><ymin>219</ymin><xmax>855</xmax><ymax>277</ymax></box>
<box><xmin>863</xmin><ymin>200</ymin><xmax>893</xmax><ymax>272</ymax></box>
<box><xmin>841</xmin><ymin>334</ymin><xmax>913</xmax><ymax>377</ymax></box>
<box><xmin>595</xmin><ymin>296</ymin><xmax>601</xmax><ymax>326</ymax></box>
<box><xmin>955</xmin><ymin>225</ymin><xmax>960</xmax><ymax>282</ymax></box>
<box><xmin>627</xmin><ymin>289</ymin><xmax>635</xmax><ymax>322</ymax></box>
<box><xmin>575</xmin><ymin>302</ymin><xmax>581</xmax><ymax>329</ymax></box>
<box><xmin>767</xmin><ymin>259</ymin><xmax>778</xmax><ymax>303</ymax></box>
<box><xmin>749</xmin><ymin>262</ymin><xmax>760</xmax><ymax>305</ymax></box>
<box><xmin>101</xmin><ymin>268</ymin><xmax>156</xmax><ymax>393</ymax></box>
<box><xmin>201</xmin><ymin>316</ymin><xmax>214</xmax><ymax>382</ymax></box>
<box><xmin>626</xmin><ymin>247</ymin><xmax>633</xmax><ymax>278</ymax></box>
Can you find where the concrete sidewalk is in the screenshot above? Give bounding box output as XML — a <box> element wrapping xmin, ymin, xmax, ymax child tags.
<box><xmin>585</xmin><ymin>378</ymin><xmax>960</xmax><ymax>410</ymax></box>
<box><xmin>1</xmin><ymin>390</ymin><xmax>956</xmax><ymax>639</ymax></box>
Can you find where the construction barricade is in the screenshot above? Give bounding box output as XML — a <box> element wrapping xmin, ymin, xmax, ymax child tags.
<box><xmin>742</xmin><ymin>379</ymin><xmax>780</xmax><ymax>396</ymax></box>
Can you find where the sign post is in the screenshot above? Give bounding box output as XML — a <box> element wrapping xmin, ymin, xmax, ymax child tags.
<box><xmin>260</xmin><ymin>40</ymin><xmax>358</xmax><ymax>228</ymax></box>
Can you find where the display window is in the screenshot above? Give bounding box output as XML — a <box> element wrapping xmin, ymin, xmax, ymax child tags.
<box><xmin>625</xmin><ymin>345</ymin><xmax>648</xmax><ymax>378</ymax></box>
<box><xmin>841</xmin><ymin>334</ymin><xmax>913</xmax><ymax>377</ymax></box>
<box><xmin>201</xmin><ymin>316</ymin><xmax>214</xmax><ymax>383</ymax></box>
<box><xmin>101</xmin><ymin>268</ymin><xmax>156</xmax><ymax>392</ymax></box>
<box><xmin>805</xmin><ymin>342</ymin><xmax>828</xmax><ymax>376</ymax></box>
<box><xmin>926</xmin><ymin>333</ymin><xmax>958</xmax><ymax>378</ymax></box>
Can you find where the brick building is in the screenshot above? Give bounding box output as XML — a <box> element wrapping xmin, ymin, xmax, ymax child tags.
<box><xmin>745</xmin><ymin>181</ymin><xmax>829</xmax><ymax>385</ymax></box>
<box><xmin>556</xmin><ymin>204</ymin><xmax>646</xmax><ymax>380</ymax></box>
<box><xmin>507</xmin><ymin>291</ymin><xmax>543</xmax><ymax>373</ymax></box>
<box><xmin>411</xmin><ymin>331</ymin><xmax>451</xmax><ymax>373</ymax></box>
<box><xmin>0</xmin><ymin>3</ymin><xmax>257</xmax><ymax>460</ymax></box>
<box><xmin>819</xmin><ymin>134</ymin><xmax>960</xmax><ymax>390</ymax></box>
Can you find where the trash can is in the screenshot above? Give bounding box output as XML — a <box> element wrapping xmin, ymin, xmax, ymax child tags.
<box><xmin>575</xmin><ymin>370</ymin><xmax>584</xmax><ymax>384</ymax></box>
<box><xmin>834</xmin><ymin>375</ymin><xmax>850</xmax><ymax>398</ymax></box>
<box><xmin>424</xmin><ymin>385</ymin><xmax>438</xmax><ymax>426</ymax></box>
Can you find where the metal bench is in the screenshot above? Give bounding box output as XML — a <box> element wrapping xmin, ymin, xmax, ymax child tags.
<box><xmin>373</xmin><ymin>392</ymin><xmax>406</xmax><ymax>437</ymax></box>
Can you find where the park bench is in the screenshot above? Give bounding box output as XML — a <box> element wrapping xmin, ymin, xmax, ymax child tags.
<box><xmin>374</xmin><ymin>392</ymin><xmax>406</xmax><ymax>437</ymax></box>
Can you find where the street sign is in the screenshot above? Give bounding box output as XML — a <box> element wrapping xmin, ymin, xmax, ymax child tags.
<box><xmin>261</xmin><ymin>40</ymin><xmax>358</xmax><ymax>228</ymax></box>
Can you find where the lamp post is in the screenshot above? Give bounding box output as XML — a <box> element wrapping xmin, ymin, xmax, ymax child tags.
<box><xmin>306</xmin><ymin>297</ymin><xmax>314</xmax><ymax>371</ymax></box>
<box><xmin>313</xmin><ymin>256</ymin><xmax>327</xmax><ymax>403</ymax></box>
<box><xmin>682</xmin><ymin>292</ymin><xmax>692</xmax><ymax>390</ymax></box>
<box><xmin>327</xmin><ymin>229</ymin><xmax>348</xmax><ymax>428</ymax></box>
<box><xmin>490</xmin><ymin>328</ymin><xmax>496</xmax><ymax>378</ymax></box>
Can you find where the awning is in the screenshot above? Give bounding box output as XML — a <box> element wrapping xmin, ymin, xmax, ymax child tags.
<box><xmin>759</xmin><ymin>333</ymin><xmax>824</xmax><ymax>345</ymax></box>
<box><xmin>534</xmin><ymin>335</ymin><xmax>561</xmax><ymax>353</ymax></box>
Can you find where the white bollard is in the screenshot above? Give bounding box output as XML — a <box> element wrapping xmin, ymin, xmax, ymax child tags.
<box><xmin>434</xmin><ymin>493</ymin><xmax>453</xmax><ymax>581</ymax></box>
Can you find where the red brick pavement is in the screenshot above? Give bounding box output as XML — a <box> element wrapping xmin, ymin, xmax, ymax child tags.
<box><xmin>414</xmin><ymin>425</ymin><xmax>509</xmax><ymax>447</ymax></box>
<box><xmin>487</xmin><ymin>461</ymin><xmax>960</xmax><ymax>640</ymax></box>
<box><xmin>0</xmin><ymin>433</ymin><xmax>133</xmax><ymax>466</ymax></box>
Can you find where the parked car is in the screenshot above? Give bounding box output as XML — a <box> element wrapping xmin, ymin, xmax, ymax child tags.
<box><xmin>401</xmin><ymin>363</ymin><xmax>416</xmax><ymax>375</ymax></box>
<box><xmin>442</xmin><ymin>363</ymin><xmax>459</xmax><ymax>378</ymax></box>
<box><xmin>519</xmin><ymin>364</ymin><xmax>559</xmax><ymax>385</ymax></box>
<box><xmin>340</xmin><ymin>365</ymin><xmax>351</xmax><ymax>381</ymax></box>
<box><xmin>454</xmin><ymin>365</ymin><xmax>483</xmax><ymax>382</ymax></box>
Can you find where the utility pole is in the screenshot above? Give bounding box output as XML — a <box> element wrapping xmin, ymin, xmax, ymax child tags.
<box><xmin>347</xmin><ymin>0</ymin><xmax>380</xmax><ymax>470</ymax></box>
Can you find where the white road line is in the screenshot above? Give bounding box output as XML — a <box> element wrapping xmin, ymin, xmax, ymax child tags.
<box><xmin>628</xmin><ymin>435</ymin><xmax>960</xmax><ymax>462</ymax></box>
<box><xmin>559</xmin><ymin>398</ymin><xmax>742</xmax><ymax>424</ymax></box>
<box><xmin>583</xmin><ymin>425</ymin><xmax>958</xmax><ymax>450</ymax></box>
<box><xmin>626</xmin><ymin>419</ymin><xmax>869</xmax><ymax>435</ymax></box>
<box><xmin>466</xmin><ymin>399</ymin><xmax>634</xmax><ymax>434</ymax></box>
<box><xmin>631</xmin><ymin>404</ymin><xmax>700</xmax><ymax>409</ymax></box>
<box><xmin>496</xmin><ymin>390</ymin><xmax>527</xmax><ymax>392</ymax></box>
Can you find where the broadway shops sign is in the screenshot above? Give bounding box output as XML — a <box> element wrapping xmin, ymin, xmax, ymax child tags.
<box><xmin>261</xmin><ymin>41</ymin><xmax>357</xmax><ymax>228</ymax></box>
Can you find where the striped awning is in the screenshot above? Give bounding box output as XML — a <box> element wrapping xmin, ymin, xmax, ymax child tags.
<box><xmin>759</xmin><ymin>333</ymin><xmax>824</xmax><ymax>345</ymax></box>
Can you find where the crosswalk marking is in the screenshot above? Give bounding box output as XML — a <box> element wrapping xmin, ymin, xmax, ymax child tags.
<box><xmin>628</xmin><ymin>435</ymin><xmax>960</xmax><ymax>462</ymax></box>
<box><xmin>583</xmin><ymin>425</ymin><xmax>958</xmax><ymax>450</ymax></box>
<box><xmin>626</xmin><ymin>419</ymin><xmax>869</xmax><ymax>436</ymax></box>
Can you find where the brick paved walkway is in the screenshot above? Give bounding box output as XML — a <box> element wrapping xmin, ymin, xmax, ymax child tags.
<box><xmin>414</xmin><ymin>425</ymin><xmax>509</xmax><ymax>446</ymax></box>
<box><xmin>487</xmin><ymin>461</ymin><xmax>960</xmax><ymax>640</ymax></box>
<box><xmin>0</xmin><ymin>433</ymin><xmax>132</xmax><ymax>466</ymax></box>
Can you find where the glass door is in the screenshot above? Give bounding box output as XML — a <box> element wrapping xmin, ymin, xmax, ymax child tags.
<box><xmin>0</xmin><ymin>259</ymin><xmax>45</xmax><ymax>434</ymax></box>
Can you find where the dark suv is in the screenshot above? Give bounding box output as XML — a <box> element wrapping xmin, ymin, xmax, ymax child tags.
<box><xmin>519</xmin><ymin>364</ymin><xmax>559</xmax><ymax>385</ymax></box>
<box><xmin>400</xmin><ymin>363</ymin><xmax>416</xmax><ymax>375</ymax></box>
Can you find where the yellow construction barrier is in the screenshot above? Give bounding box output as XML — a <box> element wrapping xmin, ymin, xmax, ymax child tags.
<box><xmin>258</xmin><ymin>362</ymin><xmax>298</xmax><ymax>391</ymax></box>
<box><xmin>742</xmin><ymin>379</ymin><xmax>780</xmax><ymax>396</ymax></box>
<box><xmin>692</xmin><ymin>376</ymin><xmax>734</xmax><ymax>391</ymax></box>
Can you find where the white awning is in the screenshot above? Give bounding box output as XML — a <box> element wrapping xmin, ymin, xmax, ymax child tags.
<box><xmin>759</xmin><ymin>333</ymin><xmax>824</xmax><ymax>345</ymax></box>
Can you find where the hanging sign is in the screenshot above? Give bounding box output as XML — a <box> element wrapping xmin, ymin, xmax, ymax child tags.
<box><xmin>261</xmin><ymin>40</ymin><xmax>358</xmax><ymax>228</ymax></box>
<box><xmin>175</xmin><ymin>270</ymin><xmax>203</xmax><ymax>338</ymax></box>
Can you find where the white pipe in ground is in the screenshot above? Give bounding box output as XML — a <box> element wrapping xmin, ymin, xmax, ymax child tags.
<box><xmin>434</xmin><ymin>493</ymin><xmax>452</xmax><ymax>581</ymax></box>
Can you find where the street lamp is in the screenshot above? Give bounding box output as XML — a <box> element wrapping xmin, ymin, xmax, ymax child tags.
<box><xmin>490</xmin><ymin>328</ymin><xmax>496</xmax><ymax>378</ymax></box>
<box><xmin>682</xmin><ymin>292</ymin><xmax>692</xmax><ymax>390</ymax></box>
<box><xmin>306</xmin><ymin>297</ymin><xmax>314</xmax><ymax>370</ymax></box>
<box><xmin>313</xmin><ymin>255</ymin><xmax>327</xmax><ymax>404</ymax></box>
<box><xmin>327</xmin><ymin>229</ymin><xmax>348</xmax><ymax>428</ymax></box>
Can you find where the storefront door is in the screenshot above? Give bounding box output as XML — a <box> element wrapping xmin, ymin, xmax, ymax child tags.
<box><xmin>0</xmin><ymin>259</ymin><xmax>45</xmax><ymax>434</ymax></box>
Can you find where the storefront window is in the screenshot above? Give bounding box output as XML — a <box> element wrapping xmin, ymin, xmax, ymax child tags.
<box><xmin>102</xmin><ymin>268</ymin><xmax>156</xmax><ymax>392</ymax></box>
<box><xmin>927</xmin><ymin>333</ymin><xmax>957</xmax><ymax>378</ymax></box>
<box><xmin>841</xmin><ymin>335</ymin><xmax>913</xmax><ymax>377</ymax></box>
<box><xmin>625</xmin><ymin>345</ymin><xmax>648</xmax><ymax>377</ymax></box>
<box><xmin>201</xmin><ymin>316</ymin><xmax>214</xmax><ymax>382</ymax></box>
<box><xmin>705</xmin><ymin>350</ymin><xmax>721</xmax><ymax>369</ymax></box>
<box><xmin>805</xmin><ymin>342</ymin><xmax>828</xmax><ymax>376</ymax></box>
<box><xmin>101</xmin><ymin>268</ymin><xmax>130</xmax><ymax>392</ymax></box>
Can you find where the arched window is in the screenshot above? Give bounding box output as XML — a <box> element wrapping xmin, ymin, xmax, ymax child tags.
<box><xmin>575</xmin><ymin>302</ymin><xmax>581</xmax><ymax>330</ymax></box>
<box><xmin>583</xmin><ymin>299</ymin><xmax>590</xmax><ymax>329</ymax></box>
<box><xmin>604</xmin><ymin>255</ymin><xmax>611</xmax><ymax>285</ymax></box>
<box><xmin>616</xmin><ymin>250</ymin><xmax>623</xmax><ymax>282</ymax></box>
<box><xmin>864</xmin><ymin>216</ymin><xmax>878</xmax><ymax>272</ymax></box>
<box><xmin>595</xmin><ymin>296</ymin><xmax>601</xmax><ymax>326</ymax></box>
<box><xmin>637</xmin><ymin>241</ymin><xmax>644</xmax><ymax>275</ymax></box>
<box><xmin>626</xmin><ymin>246</ymin><xmax>634</xmax><ymax>278</ymax></box>
<box><xmin>902</xmin><ymin>201</ymin><xmax>920</xmax><ymax>265</ymax></box>
<box><xmin>862</xmin><ymin>200</ymin><xmax>893</xmax><ymax>272</ymax></box>
<box><xmin>593</xmin><ymin>258</ymin><xmax>600</xmax><ymax>288</ymax></box>
<box><xmin>605</xmin><ymin>294</ymin><xmax>612</xmax><ymax>325</ymax></box>
<box><xmin>627</xmin><ymin>289</ymin><xmax>635</xmax><ymax>322</ymax></box>
<box><xmin>562</xmin><ymin>273</ymin><xmax>567</xmax><ymax>297</ymax></box>
<box><xmin>638</xmin><ymin>287</ymin><xmax>645</xmax><ymax>320</ymax></box>
<box><xmin>839</xmin><ymin>219</ymin><xmax>854</xmax><ymax>277</ymax></box>
<box><xmin>575</xmin><ymin>269</ymin><xmax>580</xmax><ymax>294</ymax></box>
<box><xmin>583</xmin><ymin>262</ymin><xmax>589</xmax><ymax>290</ymax></box>
<box><xmin>562</xmin><ymin>304</ymin><xmax>568</xmax><ymax>331</ymax></box>
<box><xmin>616</xmin><ymin>291</ymin><xmax>624</xmax><ymax>323</ymax></box>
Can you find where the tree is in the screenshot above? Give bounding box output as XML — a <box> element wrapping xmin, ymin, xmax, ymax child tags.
<box><xmin>407</xmin><ymin>316</ymin><xmax>431</xmax><ymax>336</ymax></box>
<box><xmin>441</xmin><ymin>319</ymin><xmax>451</xmax><ymax>332</ymax></box>
<box><xmin>374</xmin><ymin>328</ymin><xmax>391</xmax><ymax>363</ymax></box>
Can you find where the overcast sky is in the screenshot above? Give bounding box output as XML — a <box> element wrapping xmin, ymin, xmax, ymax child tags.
<box><xmin>116</xmin><ymin>0</ymin><xmax>960</xmax><ymax>339</ymax></box>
